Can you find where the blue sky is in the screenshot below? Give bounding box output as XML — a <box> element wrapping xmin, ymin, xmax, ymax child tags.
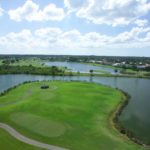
<box><xmin>0</xmin><ymin>0</ymin><xmax>150</xmax><ymax>56</ymax></box>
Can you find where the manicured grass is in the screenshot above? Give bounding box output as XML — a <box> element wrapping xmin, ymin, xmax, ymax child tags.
<box><xmin>93</xmin><ymin>69</ymin><xmax>111</xmax><ymax>74</ymax></box>
<box><xmin>0</xmin><ymin>58</ymin><xmax>44</xmax><ymax>67</ymax></box>
<box><xmin>0</xmin><ymin>128</ymin><xmax>42</xmax><ymax>150</ymax></box>
<box><xmin>120</xmin><ymin>69</ymin><xmax>150</xmax><ymax>78</ymax></box>
<box><xmin>0</xmin><ymin>81</ymin><xmax>146</xmax><ymax>150</ymax></box>
<box><xmin>11</xmin><ymin>58</ymin><xmax>44</xmax><ymax>67</ymax></box>
<box><xmin>10</xmin><ymin>113</ymin><xmax>66</xmax><ymax>138</ymax></box>
<box><xmin>83</xmin><ymin>62</ymin><xmax>119</xmax><ymax>70</ymax></box>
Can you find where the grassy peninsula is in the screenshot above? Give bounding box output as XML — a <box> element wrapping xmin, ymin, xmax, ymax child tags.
<box><xmin>0</xmin><ymin>81</ymin><xmax>146</xmax><ymax>150</ymax></box>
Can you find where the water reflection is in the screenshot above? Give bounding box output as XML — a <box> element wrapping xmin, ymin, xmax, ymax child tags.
<box><xmin>45</xmin><ymin>61</ymin><xmax>117</xmax><ymax>74</ymax></box>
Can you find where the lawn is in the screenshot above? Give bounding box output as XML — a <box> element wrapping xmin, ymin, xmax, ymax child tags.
<box><xmin>10</xmin><ymin>58</ymin><xmax>44</xmax><ymax>67</ymax></box>
<box><xmin>0</xmin><ymin>128</ymin><xmax>42</xmax><ymax>150</ymax></box>
<box><xmin>0</xmin><ymin>81</ymin><xmax>146</xmax><ymax>150</ymax></box>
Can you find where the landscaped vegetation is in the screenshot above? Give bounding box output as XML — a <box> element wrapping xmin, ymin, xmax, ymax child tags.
<box><xmin>0</xmin><ymin>81</ymin><xmax>146</xmax><ymax>150</ymax></box>
<box><xmin>0</xmin><ymin>55</ymin><xmax>150</xmax><ymax>78</ymax></box>
<box><xmin>0</xmin><ymin>65</ymin><xmax>65</xmax><ymax>75</ymax></box>
<box><xmin>0</xmin><ymin>57</ymin><xmax>44</xmax><ymax>67</ymax></box>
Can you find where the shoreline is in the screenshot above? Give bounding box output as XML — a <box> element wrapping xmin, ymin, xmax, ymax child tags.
<box><xmin>0</xmin><ymin>72</ymin><xmax>150</xmax><ymax>79</ymax></box>
<box><xmin>111</xmin><ymin>89</ymin><xmax>150</xmax><ymax>149</ymax></box>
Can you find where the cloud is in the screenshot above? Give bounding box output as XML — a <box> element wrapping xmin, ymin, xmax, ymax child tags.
<box><xmin>135</xmin><ymin>19</ymin><xmax>148</xmax><ymax>27</ymax></box>
<box><xmin>0</xmin><ymin>7</ymin><xmax>4</xmax><ymax>17</ymax></box>
<box><xmin>35</xmin><ymin>28</ymin><xmax>63</xmax><ymax>43</ymax></box>
<box><xmin>0</xmin><ymin>27</ymin><xmax>150</xmax><ymax>54</ymax></box>
<box><xmin>35</xmin><ymin>28</ymin><xmax>62</xmax><ymax>38</ymax></box>
<box><xmin>111</xmin><ymin>27</ymin><xmax>150</xmax><ymax>43</ymax></box>
<box><xmin>8</xmin><ymin>0</ymin><xmax>65</xmax><ymax>22</ymax></box>
<box><xmin>64</xmin><ymin>0</ymin><xmax>88</xmax><ymax>13</ymax></box>
<box><xmin>65</xmin><ymin>0</ymin><xmax>150</xmax><ymax>26</ymax></box>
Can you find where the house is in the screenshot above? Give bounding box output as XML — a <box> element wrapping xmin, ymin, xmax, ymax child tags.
<box><xmin>137</xmin><ymin>65</ymin><xmax>146</xmax><ymax>69</ymax></box>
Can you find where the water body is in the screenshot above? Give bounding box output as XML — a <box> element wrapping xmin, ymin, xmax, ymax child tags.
<box><xmin>45</xmin><ymin>61</ymin><xmax>117</xmax><ymax>74</ymax></box>
<box><xmin>0</xmin><ymin>74</ymin><xmax>150</xmax><ymax>144</ymax></box>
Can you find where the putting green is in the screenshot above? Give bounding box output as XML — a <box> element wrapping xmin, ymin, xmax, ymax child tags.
<box><xmin>0</xmin><ymin>81</ymin><xmax>146</xmax><ymax>150</ymax></box>
<box><xmin>10</xmin><ymin>113</ymin><xmax>66</xmax><ymax>138</ymax></box>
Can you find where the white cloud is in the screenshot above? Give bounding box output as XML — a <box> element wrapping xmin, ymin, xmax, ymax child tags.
<box><xmin>135</xmin><ymin>19</ymin><xmax>148</xmax><ymax>27</ymax></box>
<box><xmin>64</xmin><ymin>0</ymin><xmax>88</xmax><ymax>14</ymax></box>
<box><xmin>0</xmin><ymin>7</ymin><xmax>4</xmax><ymax>17</ymax></box>
<box><xmin>62</xmin><ymin>30</ymin><xmax>81</xmax><ymax>41</ymax></box>
<box><xmin>8</xmin><ymin>0</ymin><xmax>65</xmax><ymax>22</ymax></box>
<box><xmin>35</xmin><ymin>28</ymin><xmax>63</xmax><ymax>43</ymax></box>
<box><xmin>65</xmin><ymin>0</ymin><xmax>150</xmax><ymax>26</ymax></box>
<box><xmin>0</xmin><ymin>27</ymin><xmax>150</xmax><ymax>54</ymax></box>
<box><xmin>35</xmin><ymin>28</ymin><xmax>62</xmax><ymax>38</ymax></box>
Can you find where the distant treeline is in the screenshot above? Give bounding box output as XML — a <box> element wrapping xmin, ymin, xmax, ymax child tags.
<box><xmin>1</xmin><ymin>55</ymin><xmax>150</xmax><ymax>64</ymax></box>
<box><xmin>0</xmin><ymin>65</ymin><xmax>64</xmax><ymax>75</ymax></box>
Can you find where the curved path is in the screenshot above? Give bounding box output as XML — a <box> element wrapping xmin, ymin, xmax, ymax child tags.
<box><xmin>0</xmin><ymin>123</ymin><xmax>69</xmax><ymax>150</ymax></box>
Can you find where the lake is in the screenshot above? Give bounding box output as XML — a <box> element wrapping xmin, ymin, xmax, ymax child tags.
<box><xmin>45</xmin><ymin>61</ymin><xmax>118</xmax><ymax>74</ymax></box>
<box><xmin>0</xmin><ymin>74</ymin><xmax>150</xmax><ymax>144</ymax></box>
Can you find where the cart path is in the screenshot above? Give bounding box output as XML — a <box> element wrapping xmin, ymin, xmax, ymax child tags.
<box><xmin>0</xmin><ymin>123</ymin><xmax>69</xmax><ymax>150</ymax></box>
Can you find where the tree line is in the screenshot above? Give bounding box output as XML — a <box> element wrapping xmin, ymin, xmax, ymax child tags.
<box><xmin>0</xmin><ymin>65</ymin><xmax>64</xmax><ymax>76</ymax></box>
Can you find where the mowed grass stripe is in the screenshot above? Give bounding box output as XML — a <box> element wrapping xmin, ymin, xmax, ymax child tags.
<box><xmin>10</xmin><ymin>113</ymin><xmax>66</xmax><ymax>138</ymax></box>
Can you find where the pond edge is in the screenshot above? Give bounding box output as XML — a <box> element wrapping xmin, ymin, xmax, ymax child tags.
<box><xmin>111</xmin><ymin>89</ymin><xmax>150</xmax><ymax>149</ymax></box>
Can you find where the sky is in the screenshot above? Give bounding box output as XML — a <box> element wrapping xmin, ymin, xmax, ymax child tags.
<box><xmin>0</xmin><ymin>0</ymin><xmax>150</xmax><ymax>56</ymax></box>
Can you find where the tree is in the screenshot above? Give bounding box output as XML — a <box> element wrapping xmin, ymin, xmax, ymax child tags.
<box><xmin>114</xmin><ymin>69</ymin><xmax>118</xmax><ymax>73</ymax></box>
<box><xmin>51</xmin><ymin>66</ymin><xmax>58</xmax><ymax>75</ymax></box>
<box><xmin>89</xmin><ymin>69</ymin><xmax>93</xmax><ymax>76</ymax></box>
<box><xmin>77</xmin><ymin>71</ymin><xmax>80</xmax><ymax>75</ymax></box>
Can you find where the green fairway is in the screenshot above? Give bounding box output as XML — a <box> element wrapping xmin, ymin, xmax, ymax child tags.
<box><xmin>0</xmin><ymin>128</ymin><xmax>42</xmax><ymax>150</ymax></box>
<box><xmin>10</xmin><ymin>113</ymin><xmax>66</xmax><ymax>138</ymax></box>
<box><xmin>0</xmin><ymin>81</ymin><xmax>145</xmax><ymax>150</ymax></box>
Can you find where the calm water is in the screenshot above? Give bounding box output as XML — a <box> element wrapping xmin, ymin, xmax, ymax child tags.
<box><xmin>45</xmin><ymin>61</ymin><xmax>118</xmax><ymax>74</ymax></box>
<box><xmin>0</xmin><ymin>74</ymin><xmax>150</xmax><ymax>144</ymax></box>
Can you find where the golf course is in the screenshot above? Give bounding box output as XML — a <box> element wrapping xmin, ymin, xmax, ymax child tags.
<box><xmin>0</xmin><ymin>81</ymin><xmax>146</xmax><ymax>150</ymax></box>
